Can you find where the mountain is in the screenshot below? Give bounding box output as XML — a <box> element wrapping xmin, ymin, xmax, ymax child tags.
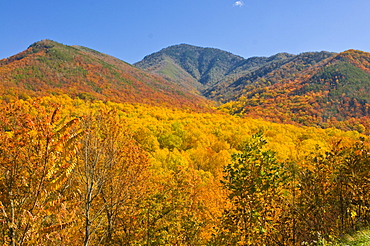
<box><xmin>0</xmin><ymin>40</ymin><xmax>210</xmax><ymax>110</ymax></box>
<box><xmin>219</xmin><ymin>49</ymin><xmax>370</xmax><ymax>131</ymax></box>
<box><xmin>134</xmin><ymin>44</ymin><xmax>335</xmax><ymax>100</ymax></box>
<box><xmin>204</xmin><ymin>51</ymin><xmax>335</xmax><ymax>101</ymax></box>
<box><xmin>134</xmin><ymin>44</ymin><xmax>246</xmax><ymax>92</ymax></box>
<box><xmin>136</xmin><ymin>44</ymin><xmax>370</xmax><ymax>133</ymax></box>
<box><xmin>1</xmin><ymin>41</ymin><xmax>369</xmax><ymax>132</ymax></box>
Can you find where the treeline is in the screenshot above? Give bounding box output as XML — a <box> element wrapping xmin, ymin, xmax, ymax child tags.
<box><xmin>0</xmin><ymin>96</ymin><xmax>369</xmax><ymax>245</ymax></box>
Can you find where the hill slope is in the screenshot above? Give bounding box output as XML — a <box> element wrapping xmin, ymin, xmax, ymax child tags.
<box><xmin>220</xmin><ymin>50</ymin><xmax>370</xmax><ymax>128</ymax></box>
<box><xmin>135</xmin><ymin>44</ymin><xmax>335</xmax><ymax>99</ymax></box>
<box><xmin>136</xmin><ymin>44</ymin><xmax>370</xmax><ymax>132</ymax></box>
<box><xmin>134</xmin><ymin>44</ymin><xmax>246</xmax><ymax>91</ymax></box>
<box><xmin>0</xmin><ymin>40</ymin><xmax>210</xmax><ymax>110</ymax></box>
<box><xmin>2</xmin><ymin>41</ymin><xmax>369</xmax><ymax>131</ymax></box>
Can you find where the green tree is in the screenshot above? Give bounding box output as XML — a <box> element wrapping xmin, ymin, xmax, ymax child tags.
<box><xmin>216</xmin><ymin>132</ymin><xmax>287</xmax><ymax>245</ymax></box>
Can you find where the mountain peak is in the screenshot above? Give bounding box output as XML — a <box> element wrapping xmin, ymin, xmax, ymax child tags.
<box><xmin>29</xmin><ymin>39</ymin><xmax>58</xmax><ymax>46</ymax></box>
<box><xmin>135</xmin><ymin>44</ymin><xmax>245</xmax><ymax>90</ymax></box>
<box><xmin>0</xmin><ymin>40</ymin><xmax>210</xmax><ymax>110</ymax></box>
<box><xmin>27</xmin><ymin>39</ymin><xmax>65</xmax><ymax>53</ymax></box>
<box><xmin>266</xmin><ymin>52</ymin><xmax>295</xmax><ymax>61</ymax></box>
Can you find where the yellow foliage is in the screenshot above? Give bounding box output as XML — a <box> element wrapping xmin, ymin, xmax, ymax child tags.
<box><xmin>0</xmin><ymin>95</ymin><xmax>369</xmax><ymax>245</ymax></box>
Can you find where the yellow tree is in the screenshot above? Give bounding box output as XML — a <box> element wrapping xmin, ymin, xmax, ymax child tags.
<box><xmin>0</xmin><ymin>101</ymin><xmax>83</xmax><ymax>245</ymax></box>
<box><xmin>73</xmin><ymin>109</ymin><xmax>149</xmax><ymax>245</ymax></box>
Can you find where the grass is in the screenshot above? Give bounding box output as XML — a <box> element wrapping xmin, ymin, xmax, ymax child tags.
<box><xmin>326</xmin><ymin>228</ymin><xmax>370</xmax><ymax>246</ymax></box>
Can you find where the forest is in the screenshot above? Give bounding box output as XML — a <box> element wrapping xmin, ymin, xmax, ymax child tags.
<box><xmin>137</xmin><ymin>44</ymin><xmax>370</xmax><ymax>135</ymax></box>
<box><xmin>0</xmin><ymin>95</ymin><xmax>369</xmax><ymax>245</ymax></box>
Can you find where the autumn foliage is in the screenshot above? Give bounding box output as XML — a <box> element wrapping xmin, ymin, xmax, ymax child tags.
<box><xmin>0</xmin><ymin>40</ymin><xmax>211</xmax><ymax>111</ymax></box>
<box><xmin>2</xmin><ymin>40</ymin><xmax>370</xmax><ymax>246</ymax></box>
<box><xmin>0</xmin><ymin>95</ymin><xmax>368</xmax><ymax>245</ymax></box>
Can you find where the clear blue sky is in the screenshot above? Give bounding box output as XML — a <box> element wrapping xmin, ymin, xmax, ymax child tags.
<box><xmin>1</xmin><ymin>0</ymin><xmax>370</xmax><ymax>64</ymax></box>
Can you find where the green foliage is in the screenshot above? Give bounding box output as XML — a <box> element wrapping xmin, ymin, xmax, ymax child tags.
<box><xmin>304</xmin><ymin>61</ymin><xmax>370</xmax><ymax>118</ymax></box>
<box><xmin>135</xmin><ymin>43</ymin><xmax>246</xmax><ymax>89</ymax></box>
<box><xmin>218</xmin><ymin>132</ymin><xmax>288</xmax><ymax>245</ymax></box>
<box><xmin>218</xmin><ymin>52</ymin><xmax>370</xmax><ymax>132</ymax></box>
<box><xmin>28</xmin><ymin>39</ymin><xmax>56</xmax><ymax>53</ymax></box>
<box><xmin>330</xmin><ymin>227</ymin><xmax>370</xmax><ymax>245</ymax></box>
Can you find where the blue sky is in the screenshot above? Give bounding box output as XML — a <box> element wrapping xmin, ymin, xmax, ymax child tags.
<box><xmin>1</xmin><ymin>0</ymin><xmax>370</xmax><ymax>64</ymax></box>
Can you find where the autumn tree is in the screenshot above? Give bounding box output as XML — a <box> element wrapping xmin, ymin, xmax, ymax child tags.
<box><xmin>0</xmin><ymin>101</ymin><xmax>83</xmax><ymax>245</ymax></box>
<box><xmin>296</xmin><ymin>139</ymin><xmax>370</xmax><ymax>242</ymax></box>
<box><xmin>72</xmin><ymin>108</ymin><xmax>149</xmax><ymax>245</ymax></box>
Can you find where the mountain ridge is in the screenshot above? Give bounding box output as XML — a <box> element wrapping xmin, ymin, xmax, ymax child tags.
<box><xmin>1</xmin><ymin>40</ymin><xmax>369</xmax><ymax>133</ymax></box>
<box><xmin>135</xmin><ymin>44</ymin><xmax>336</xmax><ymax>99</ymax></box>
<box><xmin>0</xmin><ymin>40</ymin><xmax>211</xmax><ymax>111</ymax></box>
<box><xmin>135</xmin><ymin>44</ymin><xmax>370</xmax><ymax>133</ymax></box>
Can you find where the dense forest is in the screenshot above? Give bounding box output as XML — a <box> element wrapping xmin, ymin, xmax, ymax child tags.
<box><xmin>1</xmin><ymin>40</ymin><xmax>370</xmax><ymax>245</ymax></box>
<box><xmin>0</xmin><ymin>95</ymin><xmax>369</xmax><ymax>245</ymax></box>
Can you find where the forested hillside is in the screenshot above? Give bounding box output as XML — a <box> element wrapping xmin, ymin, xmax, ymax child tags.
<box><xmin>1</xmin><ymin>41</ymin><xmax>370</xmax><ymax>245</ymax></box>
<box><xmin>220</xmin><ymin>50</ymin><xmax>370</xmax><ymax>133</ymax></box>
<box><xmin>0</xmin><ymin>95</ymin><xmax>369</xmax><ymax>245</ymax></box>
<box><xmin>137</xmin><ymin>44</ymin><xmax>370</xmax><ymax>133</ymax></box>
<box><xmin>0</xmin><ymin>40</ymin><xmax>209</xmax><ymax>110</ymax></box>
<box><xmin>135</xmin><ymin>44</ymin><xmax>335</xmax><ymax>101</ymax></box>
<box><xmin>134</xmin><ymin>44</ymin><xmax>246</xmax><ymax>91</ymax></box>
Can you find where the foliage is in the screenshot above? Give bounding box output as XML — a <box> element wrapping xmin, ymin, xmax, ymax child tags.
<box><xmin>330</xmin><ymin>227</ymin><xmax>370</xmax><ymax>245</ymax></box>
<box><xmin>219</xmin><ymin>50</ymin><xmax>370</xmax><ymax>134</ymax></box>
<box><xmin>0</xmin><ymin>40</ymin><xmax>210</xmax><ymax>111</ymax></box>
<box><xmin>217</xmin><ymin>132</ymin><xmax>288</xmax><ymax>245</ymax></box>
<box><xmin>0</xmin><ymin>100</ymin><xmax>83</xmax><ymax>245</ymax></box>
<box><xmin>2</xmin><ymin>40</ymin><xmax>370</xmax><ymax>245</ymax></box>
<box><xmin>135</xmin><ymin>44</ymin><xmax>246</xmax><ymax>90</ymax></box>
<box><xmin>137</xmin><ymin>44</ymin><xmax>370</xmax><ymax>133</ymax></box>
<box><xmin>0</xmin><ymin>95</ymin><xmax>369</xmax><ymax>245</ymax></box>
<box><xmin>2</xmin><ymin>41</ymin><xmax>370</xmax><ymax>134</ymax></box>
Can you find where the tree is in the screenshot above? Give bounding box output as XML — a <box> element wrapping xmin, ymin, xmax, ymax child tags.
<box><xmin>73</xmin><ymin>109</ymin><xmax>149</xmax><ymax>245</ymax></box>
<box><xmin>0</xmin><ymin>101</ymin><xmax>83</xmax><ymax>245</ymax></box>
<box><xmin>217</xmin><ymin>132</ymin><xmax>287</xmax><ymax>245</ymax></box>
